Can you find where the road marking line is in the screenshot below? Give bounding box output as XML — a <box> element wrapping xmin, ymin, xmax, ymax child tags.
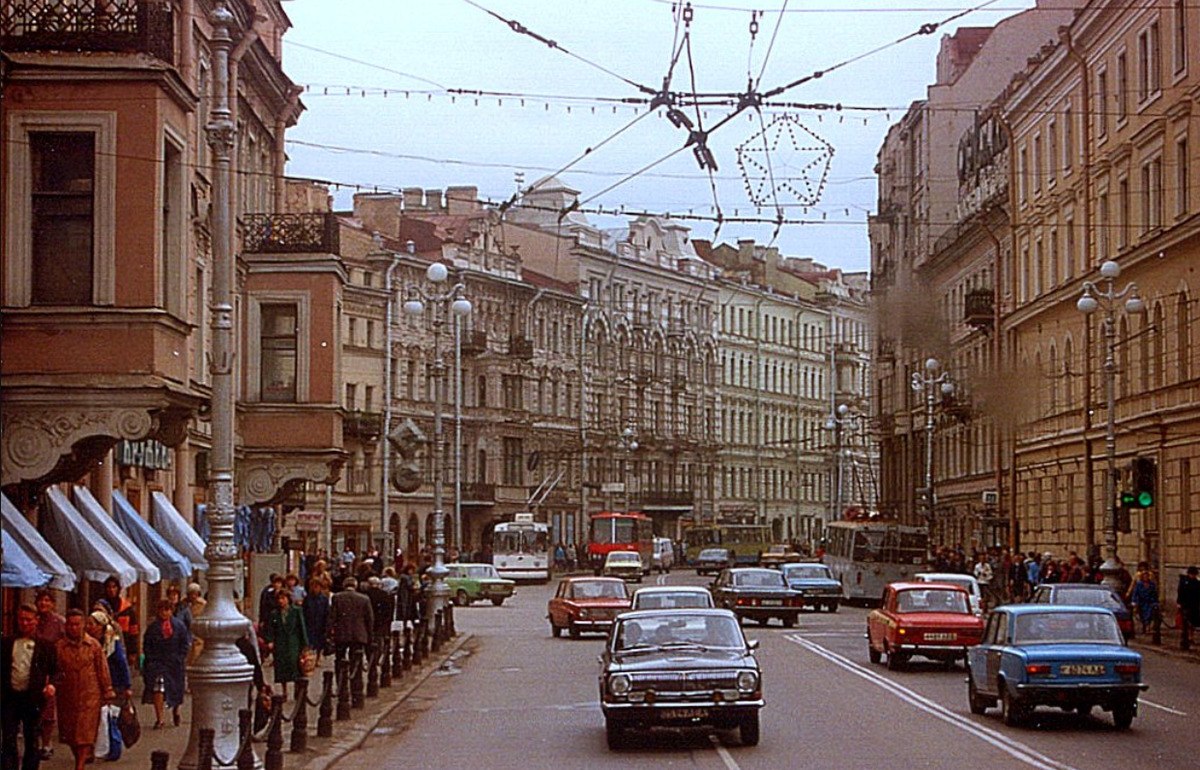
<box><xmin>1139</xmin><ymin>699</ymin><xmax>1187</xmax><ymax>716</ymax></box>
<box><xmin>785</xmin><ymin>634</ymin><xmax>1079</xmax><ymax>770</ymax></box>
<box><xmin>708</xmin><ymin>734</ymin><xmax>742</xmax><ymax>770</ymax></box>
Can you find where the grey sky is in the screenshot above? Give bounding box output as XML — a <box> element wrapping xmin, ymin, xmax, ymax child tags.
<box><xmin>282</xmin><ymin>0</ymin><xmax>1038</xmax><ymax>272</ymax></box>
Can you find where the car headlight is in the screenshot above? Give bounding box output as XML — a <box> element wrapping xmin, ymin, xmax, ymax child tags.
<box><xmin>736</xmin><ymin>670</ymin><xmax>759</xmax><ymax>693</ymax></box>
<box><xmin>609</xmin><ymin>674</ymin><xmax>632</xmax><ymax>696</ymax></box>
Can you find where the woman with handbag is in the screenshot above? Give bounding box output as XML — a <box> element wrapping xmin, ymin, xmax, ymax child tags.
<box><xmin>141</xmin><ymin>600</ymin><xmax>189</xmax><ymax>729</ymax></box>
<box><xmin>263</xmin><ymin>589</ymin><xmax>308</xmax><ymax>701</ymax></box>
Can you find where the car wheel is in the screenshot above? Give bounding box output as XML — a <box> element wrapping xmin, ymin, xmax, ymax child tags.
<box><xmin>550</xmin><ymin>622</ymin><xmax>562</xmax><ymax>638</ymax></box>
<box><xmin>605</xmin><ymin>719</ymin><xmax>626</xmax><ymax>750</ymax></box>
<box><xmin>455</xmin><ymin>590</ymin><xmax>470</xmax><ymax>607</ymax></box>
<box><xmin>967</xmin><ymin>674</ymin><xmax>990</xmax><ymax>715</ymax></box>
<box><xmin>491</xmin><ymin>597</ymin><xmax>505</xmax><ymax>607</ymax></box>
<box><xmin>568</xmin><ymin>620</ymin><xmax>581</xmax><ymax>639</ymax></box>
<box><xmin>828</xmin><ymin>601</ymin><xmax>839</xmax><ymax>613</ymax></box>
<box><xmin>1075</xmin><ymin>704</ymin><xmax>1093</xmax><ymax>718</ymax></box>
<box><xmin>739</xmin><ymin>711</ymin><xmax>760</xmax><ymax>747</ymax></box>
<box><xmin>886</xmin><ymin>648</ymin><xmax>907</xmax><ymax>671</ymax></box>
<box><xmin>1112</xmin><ymin>702</ymin><xmax>1135</xmax><ymax>730</ymax></box>
<box><xmin>1001</xmin><ymin>686</ymin><xmax>1027</xmax><ymax>727</ymax></box>
<box><xmin>868</xmin><ymin>643</ymin><xmax>881</xmax><ymax>665</ymax></box>
<box><xmin>756</xmin><ymin>617</ymin><xmax>769</xmax><ymax>627</ymax></box>
<box><xmin>782</xmin><ymin>615</ymin><xmax>796</xmax><ymax>629</ymax></box>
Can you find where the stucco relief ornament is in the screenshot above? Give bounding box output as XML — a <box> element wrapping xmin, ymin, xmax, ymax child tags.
<box><xmin>205</xmin><ymin>120</ymin><xmax>236</xmax><ymax>154</ymax></box>
<box><xmin>736</xmin><ymin>113</ymin><xmax>834</xmax><ymax>208</ymax></box>
<box><xmin>2</xmin><ymin>408</ymin><xmax>154</xmax><ymax>486</ymax></box>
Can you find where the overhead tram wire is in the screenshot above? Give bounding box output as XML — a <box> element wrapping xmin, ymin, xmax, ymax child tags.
<box><xmin>754</xmin><ymin>0</ymin><xmax>789</xmax><ymax>89</ymax></box>
<box><xmin>460</xmin><ymin>0</ymin><xmax>657</xmax><ymax>95</ymax></box>
<box><xmin>284</xmin><ymin>40</ymin><xmax>448</xmax><ymax>89</ymax></box>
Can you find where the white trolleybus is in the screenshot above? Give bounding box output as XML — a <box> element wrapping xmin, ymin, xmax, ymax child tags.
<box><xmin>823</xmin><ymin>519</ymin><xmax>928</xmax><ymax>604</ymax></box>
<box><xmin>492</xmin><ymin>512</ymin><xmax>551</xmax><ymax>582</ymax></box>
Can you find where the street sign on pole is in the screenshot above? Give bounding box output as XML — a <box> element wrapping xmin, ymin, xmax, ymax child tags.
<box><xmin>601</xmin><ymin>482</ymin><xmax>625</xmax><ymax>494</ymax></box>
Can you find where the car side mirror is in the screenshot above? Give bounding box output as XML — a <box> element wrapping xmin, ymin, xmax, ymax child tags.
<box><xmin>747</xmin><ymin>639</ymin><xmax>760</xmax><ymax>651</ymax></box>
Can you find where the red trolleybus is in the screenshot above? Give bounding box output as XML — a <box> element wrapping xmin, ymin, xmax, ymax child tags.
<box><xmin>587</xmin><ymin>512</ymin><xmax>654</xmax><ymax>575</ymax></box>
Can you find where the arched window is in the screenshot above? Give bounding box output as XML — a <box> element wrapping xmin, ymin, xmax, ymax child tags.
<box><xmin>1063</xmin><ymin>338</ymin><xmax>1075</xmax><ymax>407</ymax></box>
<box><xmin>1151</xmin><ymin>303</ymin><xmax>1164</xmax><ymax>389</ymax></box>
<box><xmin>1048</xmin><ymin>345</ymin><xmax>1058</xmax><ymax>413</ymax></box>
<box><xmin>1179</xmin><ymin>292</ymin><xmax>1192</xmax><ymax>383</ymax></box>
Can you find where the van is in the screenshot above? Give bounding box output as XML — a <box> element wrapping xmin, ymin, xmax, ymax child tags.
<box><xmin>652</xmin><ymin>537</ymin><xmax>674</xmax><ymax>573</ymax></box>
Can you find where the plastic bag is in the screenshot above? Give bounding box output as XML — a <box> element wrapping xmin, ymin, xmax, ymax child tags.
<box><xmin>105</xmin><ymin>705</ymin><xmax>123</xmax><ymax>761</ymax></box>
<box><xmin>94</xmin><ymin>706</ymin><xmax>110</xmax><ymax>759</ymax></box>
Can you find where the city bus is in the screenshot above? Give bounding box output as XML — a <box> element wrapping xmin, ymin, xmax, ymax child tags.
<box><xmin>492</xmin><ymin>512</ymin><xmax>551</xmax><ymax>582</ymax></box>
<box><xmin>822</xmin><ymin>519</ymin><xmax>928</xmax><ymax>604</ymax></box>
<box><xmin>682</xmin><ymin>523</ymin><xmax>772</xmax><ymax>566</ymax></box>
<box><xmin>587</xmin><ymin>511</ymin><xmax>654</xmax><ymax>575</ymax></box>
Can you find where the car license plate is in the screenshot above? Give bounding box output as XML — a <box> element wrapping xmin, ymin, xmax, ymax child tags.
<box><xmin>761</xmin><ymin>599</ymin><xmax>782</xmax><ymax>606</ymax></box>
<box><xmin>1061</xmin><ymin>664</ymin><xmax>1105</xmax><ymax>676</ymax></box>
<box><xmin>924</xmin><ymin>633</ymin><xmax>956</xmax><ymax>641</ymax></box>
<box><xmin>661</xmin><ymin>708</ymin><xmax>709</xmax><ymax>720</ymax></box>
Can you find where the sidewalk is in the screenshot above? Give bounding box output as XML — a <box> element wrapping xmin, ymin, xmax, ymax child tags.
<box><xmin>39</xmin><ymin>633</ymin><xmax>472</xmax><ymax>769</ymax></box>
<box><xmin>1126</xmin><ymin>618</ymin><xmax>1200</xmax><ymax>664</ymax></box>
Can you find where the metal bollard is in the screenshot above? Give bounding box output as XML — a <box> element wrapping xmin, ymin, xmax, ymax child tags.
<box><xmin>336</xmin><ymin>659</ymin><xmax>351</xmax><ymax>721</ymax></box>
<box><xmin>367</xmin><ymin>645</ymin><xmax>379</xmax><ymax>698</ymax></box>
<box><xmin>237</xmin><ymin>709</ymin><xmax>255</xmax><ymax>770</ymax></box>
<box><xmin>403</xmin><ymin>623</ymin><xmax>413</xmax><ymax>670</ymax></box>
<box><xmin>411</xmin><ymin>621</ymin><xmax>423</xmax><ymax>666</ymax></box>
<box><xmin>265</xmin><ymin>695</ymin><xmax>284</xmax><ymax>770</ymax></box>
<box><xmin>446</xmin><ymin>602</ymin><xmax>456</xmax><ymax>638</ymax></box>
<box><xmin>380</xmin><ymin>637</ymin><xmax>392</xmax><ymax>689</ymax></box>
<box><xmin>197</xmin><ymin>727</ymin><xmax>215</xmax><ymax>770</ymax></box>
<box><xmin>433</xmin><ymin>608</ymin><xmax>444</xmax><ymax>651</ymax></box>
<box><xmin>392</xmin><ymin>629</ymin><xmax>404</xmax><ymax>680</ymax></box>
<box><xmin>350</xmin><ymin>648</ymin><xmax>365</xmax><ymax>709</ymax></box>
<box><xmin>150</xmin><ymin>750</ymin><xmax>170</xmax><ymax>770</ymax></box>
<box><xmin>318</xmin><ymin>669</ymin><xmax>334</xmax><ymax>737</ymax></box>
<box><xmin>291</xmin><ymin>678</ymin><xmax>309</xmax><ymax>753</ymax></box>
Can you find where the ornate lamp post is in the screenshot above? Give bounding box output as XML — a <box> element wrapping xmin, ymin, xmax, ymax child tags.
<box><xmin>1077</xmin><ymin>259</ymin><xmax>1144</xmax><ymax>590</ymax></box>
<box><xmin>618</xmin><ymin>425</ymin><xmax>638</xmax><ymax>511</ymax></box>
<box><xmin>403</xmin><ymin>261</ymin><xmax>471</xmax><ymax>638</ymax></box>
<box><xmin>824</xmin><ymin>403</ymin><xmax>862</xmax><ymax>522</ymax></box>
<box><xmin>911</xmin><ymin>358</ymin><xmax>955</xmax><ymax>533</ymax></box>
<box><xmin>183</xmin><ymin>4</ymin><xmax>254</xmax><ymax>767</ymax></box>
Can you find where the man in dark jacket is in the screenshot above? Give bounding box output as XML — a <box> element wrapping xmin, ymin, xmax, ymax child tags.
<box><xmin>1178</xmin><ymin>566</ymin><xmax>1200</xmax><ymax>651</ymax></box>
<box><xmin>328</xmin><ymin>577</ymin><xmax>373</xmax><ymax>678</ymax></box>
<box><xmin>2</xmin><ymin>604</ymin><xmax>57</xmax><ymax>770</ymax></box>
<box><xmin>364</xmin><ymin>576</ymin><xmax>396</xmax><ymax>666</ymax></box>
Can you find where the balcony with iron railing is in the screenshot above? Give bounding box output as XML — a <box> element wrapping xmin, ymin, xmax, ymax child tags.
<box><xmin>1</xmin><ymin>0</ymin><xmax>174</xmax><ymax>63</ymax></box>
<box><xmin>241</xmin><ymin>212</ymin><xmax>340</xmax><ymax>255</ymax></box>
<box><xmin>641</xmin><ymin>489</ymin><xmax>695</xmax><ymax>507</ymax></box>
<box><xmin>964</xmin><ymin>288</ymin><xmax>995</xmax><ymax>331</ymax></box>
<box><xmin>508</xmin><ymin>335</ymin><xmax>534</xmax><ymax>359</ymax></box>
<box><xmin>460</xmin><ymin>481</ymin><xmax>496</xmax><ymax>504</ymax></box>
<box><xmin>461</xmin><ymin>329</ymin><xmax>488</xmax><ymax>356</ymax></box>
<box><xmin>343</xmin><ymin>411</ymin><xmax>382</xmax><ymax>441</ymax></box>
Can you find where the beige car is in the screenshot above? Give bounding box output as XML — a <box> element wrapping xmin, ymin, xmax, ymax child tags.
<box><xmin>602</xmin><ymin>550</ymin><xmax>645</xmax><ymax>582</ymax></box>
<box><xmin>759</xmin><ymin>544</ymin><xmax>801</xmax><ymax>569</ymax></box>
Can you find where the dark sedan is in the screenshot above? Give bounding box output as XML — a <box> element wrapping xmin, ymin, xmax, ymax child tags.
<box><xmin>599</xmin><ymin>609</ymin><xmax>763</xmax><ymax>749</ymax></box>
<box><xmin>710</xmin><ymin>567</ymin><xmax>804</xmax><ymax>627</ymax></box>
<box><xmin>1030</xmin><ymin>584</ymin><xmax>1135</xmax><ymax>640</ymax></box>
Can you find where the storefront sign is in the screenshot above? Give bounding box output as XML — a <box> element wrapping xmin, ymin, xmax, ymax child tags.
<box><xmin>116</xmin><ymin>439</ymin><xmax>172</xmax><ymax>470</ymax></box>
<box><xmin>292</xmin><ymin>510</ymin><xmax>325</xmax><ymax>532</ymax></box>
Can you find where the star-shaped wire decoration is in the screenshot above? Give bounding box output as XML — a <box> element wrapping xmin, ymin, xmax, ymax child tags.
<box><xmin>736</xmin><ymin>114</ymin><xmax>834</xmax><ymax>208</ymax></box>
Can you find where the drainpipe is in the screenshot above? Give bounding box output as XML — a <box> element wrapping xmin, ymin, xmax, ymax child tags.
<box><xmin>180</xmin><ymin>0</ymin><xmax>195</xmax><ymax>85</ymax></box>
<box><xmin>753</xmin><ymin>296</ymin><xmax>764</xmax><ymax>527</ymax></box>
<box><xmin>579</xmin><ymin>305</ymin><xmax>591</xmax><ymax>546</ymax></box>
<box><xmin>981</xmin><ymin>215</ymin><xmax>1007</xmax><ymax>547</ymax></box>
<box><xmin>1062</xmin><ymin>26</ymin><xmax>1096</xmax><ymax>560</ymax></box>
<box><xmin>273</xmin><ymin>85</ymin><xmax>302</xmax><ymax>213</ymax></box>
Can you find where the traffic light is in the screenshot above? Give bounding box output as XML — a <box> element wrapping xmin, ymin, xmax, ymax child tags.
<box><xmin>388</xmin><ymin>417</ymin><xmax>427</xmax><ymax>493</ymax></box>
<box><xmin>1130</xmin><ymin>457</ymin><xmax>1156</xmax><ymax>509</ymax></box>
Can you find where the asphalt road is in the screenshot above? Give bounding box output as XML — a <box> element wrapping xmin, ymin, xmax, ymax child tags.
<box><xmin>337</xmin><ymin>571</ymin><xmax>1197</xmax><ymax>770</ymax></box>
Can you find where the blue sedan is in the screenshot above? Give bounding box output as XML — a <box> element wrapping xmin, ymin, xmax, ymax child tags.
<box><xmin>966</xmin><ymin>605</ymin><xmax>1148</xmax><ymax>729</ymax></box>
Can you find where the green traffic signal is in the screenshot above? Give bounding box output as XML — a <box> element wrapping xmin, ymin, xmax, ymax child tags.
<box><xmin>1136</xmin><ymin>490</ymin><xmax>1153</xmax><ymax>507</ymax></box>
<box><xmin>1120</xmin><ymin>492</ymin><xmax>1136</xmax><ymax>507</ymax></box>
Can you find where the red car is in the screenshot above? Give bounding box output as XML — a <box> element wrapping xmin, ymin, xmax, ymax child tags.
<box><xmin>547</xmin><ymin>577</ymin><xmax>632</xmax><ymax>639</ymax></box>
<box><xmin>867</xmin><ymin>582</ymin><xmax>985</xmax><ymax>670</ymax></box>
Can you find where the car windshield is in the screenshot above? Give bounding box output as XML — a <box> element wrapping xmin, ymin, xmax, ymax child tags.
<box><xmin>465</xmin><ymin>565</ymin><xmax>498</xmax><ymax>579</ymax></box>
<box><xmin>616</xmin><ymin>614</ymin><xmax>744</xmax><ymax>650</ymax></box>
<box><xmin>895</xmin><ymin>588</ymin><xmax>970</xmax><ymax>614</ymax></box>
<box><xmin>699</xmin><ymin>549</ymin><xmax>728</xmax><ymax>560</ymax></box>
<box><xmin>1012</xmin><ymin>612</ymin><xmax>1124</xmax><ymax>645</ymax></box>
<box><xmin>571</xmin><ymin>581</ymin><xmax>628</xmax><ymax>600</ymax></box>
<box><xmin>785</xmin><ymin>565</ymin><xmax>832</xmax><ymax>581</ymax></box>
<box><xmin>733</xmin><ymin>570</ymin><xmax>786</xmax><ymax>588</ymax></box>
<box><xmin>607</xmin><ymin>552</ymin><xmax>639</xmax><ymax>564</ymax></box>
<box><xmin>923</xmin><ymin>576</ymin><xmax>974</xmax><ymax>593</ymax></box>
<box><xmin>633</xmin><ymin>591</ymin><xmax>713</xmax><ymax>610</ymax></box>
<box><xmin>1046</xmin><ymin>587</ymin><xmax>1125</xmax><ymax>612</ymax></box>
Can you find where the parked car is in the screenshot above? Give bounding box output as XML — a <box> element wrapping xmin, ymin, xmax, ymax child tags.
<box><xmin>603</xmin><ymin>550</ymin><xmax>645</xmax><ymax>582</ymax></box>
<box><xmin>694</xmin><ymin>547</ymin><xmax>736</xmax><ymax>576</ymax></box>
<box><xmin>915</xmin><ymin>572</ymin><xmax>983</xmax><ymax>615</ymax></box>
<box><xmin>866</xmin><ymin>582</ymin><xmax>985</xmax><ymax>670</ymax></box>
<box><xmin>445</xmin><ymin>562</ymin><xmax>516</xmax><ymax>606</ymax></box>
<box><xmin>547</xmin><ymin>577</ymin><xmax>631</xmax><ymax>639</ymax></box>
<box><xmin>759</xmin><ymin>543</ymin><xmax>801</xmax><ymax>569</ymax></box>
<box><xmin>781</xmin><ymin>562</ymin><xmax>842</xmax><ymax>612</ymax></box>
<box><xmin>967</xmin><ymin>605</ymin><xmax>1148</xmax><ymax>729</ymax></box>
<box><xmin>710</xmin><ymin>567</ymin><xmax>804</xmax><ymax>627</ymax></box>
<box><xmin>1030</xmin><ymin>584</ymin><xmax>1135</xmax><ymax>640</ymax></box>
<box><xmin>652</xmin><ymin>537</ymin><xmax>674</xmax><ymax>573</ymax></box>
<box><xmin>599</xmin><ymin>609</ymin><xmax>763</xmax><ymax>749</ymax></box>
<box><xmin>630</xmin><ymin>585</ymin><xmax>715</xmax><ymax>611</ymax></box>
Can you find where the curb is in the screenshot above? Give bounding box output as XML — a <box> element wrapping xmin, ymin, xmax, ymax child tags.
<box><xmin>299</xmin><ymin>632</ymin><xmax>473</xmax><ymax>770</ymax></box>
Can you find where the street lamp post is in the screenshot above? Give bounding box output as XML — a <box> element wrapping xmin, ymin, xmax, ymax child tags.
<box><xmin>911</xmin><ymin>358</ymin><xmax>955</xmax><ymax>534</ymax></box>
<box><xmin>382</xmin><ymin>241</ymin><xmax>414</xmax><ymax>556</ymax></box>
<box><xmin>403</xmin><ymin>261</ymin><xmax>472</xmax><ymax>641</ymax></box>
<box><xmin>824</xmin><ymin>403</ymin><xmax>861</xmax><ymax>522</ymax></box>
<box><xmin>618</xmin><ymin>425</ymin><xmax>638</xmax><ymax>511</ymax></box>
<box><xmin>1077</xmin><ymin>259</ymin><xmax>1144</xmax><ymax>590</ymax></box>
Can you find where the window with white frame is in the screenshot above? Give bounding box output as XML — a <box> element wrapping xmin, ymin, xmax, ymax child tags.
<box><xmin>1137</xmin><ymin>22</ymin><xmax>1162</xmax><ymax>103</ymax></box>
<box><xmin>1174</xmin><ymin>0</ymin><xmax>1188</xmax><ymax>75</ymax></box>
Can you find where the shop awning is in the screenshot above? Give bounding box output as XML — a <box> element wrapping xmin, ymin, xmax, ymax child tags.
<box><xmin>152</xmin><ymin>491</ymin><xmax>208</xmax><ymax>570</ymax></box>
<box><xmin>111</xmin><ymin>490</ymin><xmax>192</xmax><ymax>581</ymax></box>
<box><xmin>72</xmin><ymin>486</ymin><xmax>161</xmax><ymax>584</ymax></box>
<box><xmin>1</xmin><ymin>492</ymin><xmax>76</xmax><ymax>591</ymax></box>
<box><xmin>2</xmin><ymin>528</ymin><xmax>51</xmax><ymax>588</ymax></box>
<box><xmin>42</xmin><ymin>487</ymin><xmax>137</xmax><ymax>587</ymax></box>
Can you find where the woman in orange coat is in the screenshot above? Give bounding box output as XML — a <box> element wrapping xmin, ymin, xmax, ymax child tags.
<box><xmin>55</xmin><ymin>609</ymin><xmax>115</xmax><ymax>770</ymax></box>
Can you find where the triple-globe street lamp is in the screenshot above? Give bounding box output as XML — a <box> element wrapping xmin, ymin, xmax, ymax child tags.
<box><xmin>911</xmin><ymin>358</ymin><xmax>955</xmax><ymax>532</ymax></box>
<box><xmin>617</xmin><ymin>425</ymin><xmax>638</xmax><ymax>511</ymax></box>
<box><xmin>403</xmin><ymin>261</ymin><xmax>471</xmax><ymax>637</ymax></box>
<box><xmin>824</xmin><ymin>403</ymin><xmax>862</xmax><ymax>522</ymax></box>
<box><xmin>1076</xmin><ymin>259</ymin><xmax>1144</xmax><ymax>590</ymax></box>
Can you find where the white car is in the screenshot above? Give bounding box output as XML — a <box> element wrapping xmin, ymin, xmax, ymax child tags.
<box><xmin>652</xmin><ymin>537</ymin><xmax>674</xmax><ymax>573</ymax></box>
<box><xmin>603</xmin><ymin>550</ymin><xmax>645</xmax><ymax>582</ymax></box>
<box><xmin>915</xmin><ymin>572</ymin><xmax>983</xmax><ymax>615</ymax></box>
<box><xmin>630</xmin><ymin>585</ymin><xmax>715</xmax><ymax>611</ymax></box>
